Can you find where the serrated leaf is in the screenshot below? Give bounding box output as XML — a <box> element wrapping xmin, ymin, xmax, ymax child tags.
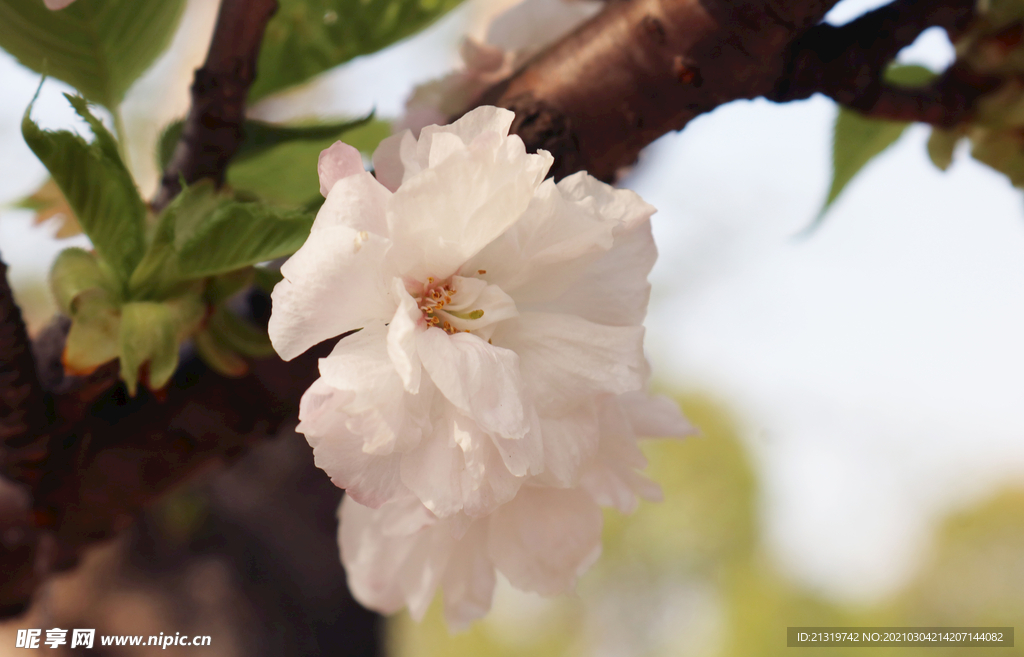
<box><xmin>17</xmin><ymin>178</ymin><xmax>81</xmax><ymax>238</ymax></box>
<box><xmin>119</xmin><ymin>295</ymin><xmax>203</xmax><ymax>394</ymax></box>
<box><xmin>129</xmin><ymin>180</ymin><xmax>221</xmax><ymax>299</ymax></box>
<box><xmin>63</xmin><ymin>292</ymin><xmax>120</xmax><ymax>375</ymax></box>
<box><xmin>50</xmin><ymin>247</ymin><xmax>117</xmax><ymax>315</ymax></box>
<box><xmin>251</xmin><ymin>0</ymin><xmax>465</xmax><ymax>102</ymax></box>
<box><xmin>0</xmin><ymin>0</ymin><xmax>186</xmax><ymax>109</ymax></box>
<box><xmin>23</xmin><ymin>92</ymin><xmax>146</xmax><ymax>283</ymax></box>
<box><xmin>175</xmin><ymin>203</ymin><xmax>314</xmax><ymax>279</ymax></box>
<box><xmin>227</xmin><ymin>118</ymin><xmax>390</xmax><ymax>206</ymax></box>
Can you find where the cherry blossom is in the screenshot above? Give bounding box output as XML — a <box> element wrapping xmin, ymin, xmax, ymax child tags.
<box><xmin>338</xmin><ymin>390</ymin><xmax>692</xmax><ymax>628</ymax></box>
<box><xmin>270</xmin><ymin>106</ymin><xmax>661</xmax><ymax>521</ymax></box>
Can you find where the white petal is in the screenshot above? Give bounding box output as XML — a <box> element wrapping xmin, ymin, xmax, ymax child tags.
<box><xmin>269</xmin><ymin>225</ymin><xmax>393</xmax><ymax>360</ymax></box>
<box><xmin>387</xmin><ymin>279</ymin><xmax>423</xmax><ymax>394</ymax></box>
<box><xmin>529</xmin><ymin>214</ymin><xmax>657</xmax><ymax>326</ymax></box>
<box><xmin>318</xmin><ymin>141</ymin><xmax>365</xmax><ymax>198</ymax></box>
<box><xmin>557</xmin><ymin>171</ymin><xmax>656</xmax><ymax>232</ymax></box>
<box><xmin>318</xmin><ymin>322</ymin><xmax>430</xmax><ymax>454</ymax></box>
<box><xmin>487</xmin><ymin>486</ymin><xmax>603</xmax><ymax>596</ymax></box>
<box><xmin>579</xmin><ymin>394</ymin><xmax>659</xmax><ymax>513</ymax></box>
<box><xmin>298</xmin><ymin>379</ymin><xmax>402</xmax><ymax>508</ymax></box>
<box><xmin>315</xmin><ymin>171</ymin><xmax>391</xmax><ymax>237</ymax></box>
<box><xmin>399</xmin><ymin>409</ymin><xmax>465</xmax><ymax>518</ymax></box>
<box><xmin>44</xmin><ymin>0</ymin><xmax>76</xmax><ymax>8</ymax></box>
<box><xmin>339</xmin><ymin>495</ymin><xmax>453</xmax><ymax>619</ymax></box>
<box><xmin>619</xmin><ymin>390</ymin><xmax>695</xmax><ymax>438</ymax></box>
<box><xmin>422</xmin><ymin>106</ymin><xmax>515</xmax><ymax>154</ymax></box>
<box><xmin>490</xmin><ymin>406</ymin><xmax>545</xmax><ymax>478</ymax></box>
<box><xmin>453</xmin><ymin>415</ymin><xmax>522</xmax><ymax>517</ymax></box>
<box><xmin>534</xmin><ymin>402</ymin><xmax>601</xmax><ymax>487</ymax></box>
<box><xmin>465</xmin><ymin>178</ymin><xmax>613</xmax><ymax>296</ymax></box>
<box><xmin>417</xmin><ymin>328</ymin><xmax>527</xmax><ymax>439</ymax></box>
<box><xmin>441</xmin><ymin>521</ymin><xmax>496</xmax><ymax>630</ymax></box>
<box><xmin>492</xmin><ymin>311</ymin><xmax>646</xmax><ymax>413</ymax></box>
<box><xmin>386</xmin><ymin>124</ymin><xmax>552</xmax><ymax>283</ymax></box>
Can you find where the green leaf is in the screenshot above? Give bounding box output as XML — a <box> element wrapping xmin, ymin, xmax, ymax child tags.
<box><xmin>129</xmin><ymin>181</ymin><xmax>222</xmax><ymax>299</ymax></box>
<box><xmin>118</xmin><ymin>295</ymin><xmax>203</xmax><ymax>394</ymax></box>
<box><xmin>175</xmin><ymin>202</ymin><xmax>314</xmax><ymax>279</ymax></box>
<box><xmin>63</xmin><ymin>292</ymin><xmax>120</xmax><ymax>375</ymax></box>
<box><xmin>23</xmin><ymin>92</ymin><xmax>147</xmax><ymax>283</ymax></box>
<box><xmin>805</xmin><ymin>64</ymin><xmax>940</xmax><ymax>235</ymax></box>
<box><xmin>50</xmin><ymin>247</ymin><xmax>118</xmax><ymax>315</ymax></box>
<box><xmin>251</xmin><ymin>0</ymin><xmax>465</xmax><ymax>102</ymax></box>
<box><xmin>157</xmin><ymin>114</ymin><xmax>375</xmax><ymax>171</ymax></box>
<box><xmin>227</xmin><ymin>118</ymin><xmax>390</xmax><ymax>206</ymax></box>
<box><xmin>0</xmin><ymin>0</ymin><xmax>186</xmax><ymax>109</ymax></box>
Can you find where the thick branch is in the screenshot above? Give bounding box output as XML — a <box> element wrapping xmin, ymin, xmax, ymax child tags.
<box><xmin>152</xmin><ymin>0</ymin><xmax>278</xmax><ymax>211</ymax></box>
<box><xmin>480</xmin><ymin>0</ymin><xmax>843</xmax><ymax>181</ymax></box>
<box><xmin>480</xmin><ymin>0</ymin><xmax>986</xmax><ymax>178</ymax></box>
<box><xmin>767</xmin><ymin>0</ymin><xmax>993</xmax><ymax>126</ymax></box>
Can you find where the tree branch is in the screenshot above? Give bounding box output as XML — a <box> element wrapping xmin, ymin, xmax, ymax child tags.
<box><xmin>766</xmin><ymin>0</ymin><xmax>995</xmax><ymax>126</ymax></box>
<box><xmin>152</xmin><ymin>0</ymin><xmax>278</xmax><ymax>211</ymax></box>
<box><xmin>479</xmin><ymin>0</ymin><xmax>986</xmax><ymax>178</ymax></box>
<box><xmin>0</xmin><ymin>258</ymin><xmax>48</xmax><ymax>481</ymax></box>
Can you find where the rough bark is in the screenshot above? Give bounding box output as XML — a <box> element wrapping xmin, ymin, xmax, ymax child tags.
<box><xmin>152</xmin><ymin>0</ymin><xmax>279</xmax><ymax>211</ymax></box>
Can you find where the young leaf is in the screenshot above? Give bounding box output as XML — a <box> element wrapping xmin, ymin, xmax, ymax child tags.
<box><xmin>0</xmin><ymin>0</ymin><xmax>186</xmax><ymax>109</ymax></box>
<box><xmin>23</xmin><ymin>93</ymin><xmax>147</xmax><ymax>283</ymax></box>
<box><xmin>119</xmin><ymin>295</ymin><xmax>203</xmax><ymax>394</ymax></box>
<box><xmin>50</xmin><ymin>247</ymin><xmax>118</xmax><ymax>315</ymax></box>
<box><xmin>806</xmin><ymin>65</ymin><xmax>938</xmax><ymax>234</ymax></box>
<box><xmin>129</xmin><ymin>181</ymin><xmax>221</xmax><ymax>299</ymax></box>
<box><xmin>175</xmin><ymin>203</ymin><xmax>314</xmax><ymax>279</ymax></box>
<box><xmin>63</xmin><ymin>292</ymin><xmax>121</xmax><ymax>376</ymax></box>
<box><xmin>250</xmin><ymin>0</ymin><xmax>465</xmax><ymax>101</ymax></box>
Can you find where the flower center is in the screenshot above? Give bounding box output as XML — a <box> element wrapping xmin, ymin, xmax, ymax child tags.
<box><xmin>418</xmin><ymin>277</ymin><xmax>484</xmax><ymax>335</ymax></box>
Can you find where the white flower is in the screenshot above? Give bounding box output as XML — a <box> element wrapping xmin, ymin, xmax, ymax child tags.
<box><xmin>270</xmin><ymin>106</ymin><xmax>659</xmax><ymax>521</ymax></box>
<box><xmin>339</xmin><ymin>390</ymin><xmax>692</xmax><ymax>629</ymax></box>
<box><xmin>43</xmin><ymin>0</ymin><xmax>76</xmax><ymax>9</ymax></box>
<box><xmin>397</xmin><ymin>0</ymin><xmax>602</xmax><ymax>135</ymax></box>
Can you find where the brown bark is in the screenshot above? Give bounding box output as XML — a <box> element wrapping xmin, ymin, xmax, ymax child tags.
<box><xmin>152</xmin><ymin>0</ymin><xmax>279</xmax><ymax>211</ymax></box>
<box><xmin>481</xmin><ymin>0</ymin><xmax>843</xmax><ymax>181</ymax></box>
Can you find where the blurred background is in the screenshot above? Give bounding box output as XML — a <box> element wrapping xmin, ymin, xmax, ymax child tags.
<box><xmin>1</xmin><ymin>0</ymin><xmax>1024</xmax><ymax>654</ymax></box>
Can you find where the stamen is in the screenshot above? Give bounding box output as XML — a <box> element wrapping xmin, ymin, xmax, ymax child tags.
<box><xmin>478</xmin><ymin>269</ymin><xmax>486</xmax><ymax>275</ymax></box>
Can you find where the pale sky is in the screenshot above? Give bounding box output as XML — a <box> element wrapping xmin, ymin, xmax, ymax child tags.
<box><xmin>0</xmin><ymin>0</ymin><xmax>1022</xmax><ymax>604</ymax></box>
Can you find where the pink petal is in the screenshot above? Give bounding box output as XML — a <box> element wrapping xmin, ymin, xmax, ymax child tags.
<box><xmin>318</xmin><ymin>141</ymin><xmax>364</xmax><ymax>198</ymax></box>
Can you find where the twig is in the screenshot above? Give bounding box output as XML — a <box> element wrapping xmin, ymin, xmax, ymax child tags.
<box><xmin>767</xmin><ymin>0</ymin><xmax>994</xmax><ymax>126</ymax></box>
<box><xmin>152</xmin><ymin>0</ymin><xmax>278</xmax><ymax>211</ymax></box>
